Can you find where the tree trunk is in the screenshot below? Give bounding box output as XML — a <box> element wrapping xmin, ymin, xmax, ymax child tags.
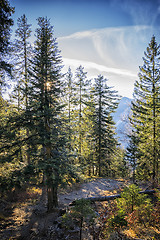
<box><xmin>79</xmin><ymin>79</ymin><xmax>82</xmax><ymax>165</ymax></box>
<box><xmin>88</xmin><ymin>166</ymin><xmax>91</xmax><ymax>176</ymax></box>
<box><xmin>80</xmin><ymin>216</ymin><xmax>83</xmax><ymax>240</ymax></box>
<box><xmin>70</xmin><ymin>190</ymin><xmax>156</xmax><ymax>206</ymax></box>
<box><xmin>98</xmin><ymin>92</ymin><xmax>102</xmax><ymax>177</ymax></box>
<box><xmin>152</xmin><ymin>80</ymin><xmax>156</xmax><ymax>187</ymax></box>
<box><xmin>47</xmin><ymin>184</ymin><xmax>58</xmax><ymax>211</ymax></box>
<box><xmin>92</xmin><ymin>165</ymin><xmax>95</xmax><ymax>176</ymax></box>
<box><xmin>133</xmin><ymin>158</ymin><xmax>136</xmax><ymax>183</ymax></box>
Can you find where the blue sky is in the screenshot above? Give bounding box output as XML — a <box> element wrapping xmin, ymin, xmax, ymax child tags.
<box><xmin>10</xmin><ymin>0</ymin><xmax>129</xmax><ymax>36</ymax></box>
<box><xmin>11</xmin><ymin>0</ymin><xmax>160</xmax><ymax>37</ymax></box>
<box><xmin>10</xmin><ymin>0</ymin><xmax>160</xmax><ymax>97</ymax></box>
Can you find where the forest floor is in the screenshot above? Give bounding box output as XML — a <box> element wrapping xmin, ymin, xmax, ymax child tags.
<box><xmin>58</xmin><ymin>178</ymin><xmax>129</xmax><ymax>207</ymax></box>
<box><xmin>0</xmin><ymin>178</ymin><xmax>151</xmax><ymax>240</ymax></box>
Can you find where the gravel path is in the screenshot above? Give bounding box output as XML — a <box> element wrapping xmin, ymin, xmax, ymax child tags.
<box><xmin>58</xmin><ymin>178</ymin><xmax>128</xmax><ymax>207</ymax></box>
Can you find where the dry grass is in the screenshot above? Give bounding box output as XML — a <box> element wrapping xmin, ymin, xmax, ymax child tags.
<box><xmin>123</xmin><ymin>228</ymin><xmax>138</xmax><ymax>238</ymax></box>
<box><xmin>0</xmin><ymin>186</ymin><xmax>42</xmax><ymax>239</ymax></box>
<box><xmin>132</xmin><ymin>226</ymin><xmax>160</xmax><ymax>240</ymax></box>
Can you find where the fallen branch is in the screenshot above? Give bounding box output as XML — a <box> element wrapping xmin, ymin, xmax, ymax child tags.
<box><xmin>69</xmin><ymin>189</ymin><xmax>156</xmax><ymax>206</ymax></box>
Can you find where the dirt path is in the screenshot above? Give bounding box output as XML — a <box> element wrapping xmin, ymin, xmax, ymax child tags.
<box><xmin>0</xmin><ymin>178</ymin><xmax>130</xmax><ymax>240</ymax></box>
<box><xmin>58</xmin><ymin>178</ymin><xmax>129</xmax><ymax>207</ymax></box>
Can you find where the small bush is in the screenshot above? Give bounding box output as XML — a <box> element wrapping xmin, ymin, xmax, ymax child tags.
<box><xmin>62</xmin><ymin>199</ymin><xmax>96</xmax><ymax>240</ymax></box>
<box><xmin>117</xmin><ymin>184</ymin><xmax>147</xmax><ymax>214</ymax></box>
<box><xmin>109</xmin><ymin>214</ymin><xmax>128</xmax><ymax>228</ymax></box>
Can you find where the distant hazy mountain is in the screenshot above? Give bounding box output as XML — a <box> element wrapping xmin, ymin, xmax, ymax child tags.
<box><xmin>113</xmin><ymin>97</ymin><xmax>132</xmax><ymax>148</ymax></box>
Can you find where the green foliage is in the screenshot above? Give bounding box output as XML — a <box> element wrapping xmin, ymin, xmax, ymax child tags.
<box><xmin>110</xmin><ymin>147</ymin><xmax>128</xmax><ymax>178</ymax></box>
<box><xmin>150</xmin><ymin>193</ymin><xmax>160</xmax><ymax>228</ymax></box>
<box><xmin>117</xmin><ymin>186</ymin><xmax>160</xmax><ymax>233</ymax></box>
<box><xmin>98</xmin><ymin>186</ymin><xmax>159</xmax><ymax>239</ymax></box>
<box><xmin>1</xmin><ymin>4</ymin><xmax>151</xmax><ymax>210</ymax></box>
<box><xmin>117</xmin><ymin>184</ymin><xmax>147</xmax><ymax>214</ymax></box>
<box><xmin>72</xmin><ymin>199</ymin><xmax>96</xmax><ymax>220</ymax></box>
<box><xmin>62</xmin><ymin>67</ymin><xmax>123</xmax><ymax>179</ymax></box>
<box><xmin>27</xmin><ymin>16</ymin><xmax>74</xmax><ymax>210</ymax></box>
<box><xmin>155</xmin><ymin>188</ymin><xmax>160</xmax><ymax>202</ymax></box>
<box><xmin>74</xmin><ymin>66</ymin><xmax>90</xmax><ymax>167</ymax></box>
<box><xmin>125</xmin><ymin>131</ymin><xmax>140</xmax><ymax>182</ymax></box>
<box><xmin>130</xmin><ymin>35</ymin><xmax>160</xmax><ymax>184</ymax></box>
<box><xmin>0</xmin><ymin>0</ymin><xmax>14</xmax><ymax>85</ymax></box>
<box><xmin>62</xmin><ymin>199</ymin><xmax>96</xmax><ymax>231</ymax></box>
<box><xmin>92</xmin><ymin>75</ymin><xmax>120</xmax><ymax>176</ymax></box>
<box><xmin>109</xmin><ymin>214</ymin><xmax>128</xmax><ymax>228</ymax></box>
<box><xmin>13</xmin><ymin>14</ymin><xmax>32</xmax><ymax>110</ymax></box>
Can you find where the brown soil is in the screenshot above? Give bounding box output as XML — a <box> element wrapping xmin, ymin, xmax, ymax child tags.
<box><xmin>0</xmin><ymin>178</ymin><xmax>130</xmax><ymax>240</ymax></box>
<box><xmin>58</xmin><ymin>178</ymin><xmax>129</xmax><ymax>207</ymax></box>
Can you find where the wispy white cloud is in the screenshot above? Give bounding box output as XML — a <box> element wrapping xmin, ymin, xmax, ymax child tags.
<box><xmin>58</xmin><ymin>25</ymin><xmax>160</xmax><ymax>97</ymax></box>
<box><xmin>58</xmin><ymin>30</ymin><xmax>94</xmax><ymax>40</ymax></box>
<box><xmin>58</xmin><ymin>25</ymin><xmax>150</xmax><ymax>41</ymax></box>
<box><xmin>62</xmin><ymin>57</ymin><xmax>137</xmax><ymax>98</ymax></box>
<box><xmin>62</xmin><ymin>58</ymin><xmax>137</xmax><ymax>78</ymax></box>
<box><xmin>58</xmin><ymin>25</ymin><xmax>158</xmax><ymax>72</ymax></box>
<box><xmin>112</xmin><ymin>0</ymin><xmax>160</xmax><ymax>27</ymax></box>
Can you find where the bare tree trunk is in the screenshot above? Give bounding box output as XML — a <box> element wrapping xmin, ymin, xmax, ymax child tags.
<box><xmin>70</xmin><ymin>190</ymin><xmax>156</xmax><ymax>206</ymax></box>
<box><xmin>47</xmin><ymin>184</ymin><xmax>58</xmax><ymax>211</ymax></box>
<box><xmin>79</xmin><ymin>216</ymin><xmax>83</xmax><ymax>240</ymax></box>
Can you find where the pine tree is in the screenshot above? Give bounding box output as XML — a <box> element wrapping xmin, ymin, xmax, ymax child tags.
<box><xmin>12</xmin><ymin>14</ymin><xmax>32</xmax><ymax>164</ymax></box>
<box><xmin>28</xmin><ymin>17</ymin><xmax>68</xmax><ymax>210</ymax></box>
<box><xmin>92</xmin><ymin>75</ymin><xmax>120</xmax><ymax>177</ymax></box>
<box><xmin>0</xmin><ymin>0</ymin><xmax>14</xmax><ymax>92</ymax></box>
<box><xmin>131</xmin><ymin>36</ymin><xmax>160</xmax><ymax>185</ymax></box>
<box><xmin>0</xmin><ymin>0</ymin><xmax>15</xmax><ymax>176</ymax></box>
<box><xmin>63</xmin><ymin>67</ymin><xmax>75</xmax><ymax>154</ymax></box>
<box><xmin>110</xmin><ymin>147</ymin><xmax>127</xmax><ymax>178</ymax></box>
<box><xmin>125</xmin><ymin>131</ymin><xmax>139</xmax><ymax>183</ymax></box>
<box><xmin>0</xmin><ymin>96</ymin><xmax>32</xmax><ymax>193</ymax></box>
<box><xmin>74</xmin><ymin>66</ymin><xmax>89</xmax><ymax>168</ymax></box>
<box><xmin>82</xmin><ymin>90</ymin><xmax>96</xmax><ymax>175</ymax></box>
<box><xmin>13</xmin><ymin>15</ymin><xmax>32</xmax><ymax>109</ymax></box>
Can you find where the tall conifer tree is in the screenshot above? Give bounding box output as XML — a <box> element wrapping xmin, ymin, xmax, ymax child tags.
<box><xmin>0</xmin><ymin>0</ymin><xmax>14</xmax><ymax>93</ymax></box>
<box><xmin>12</xmin><ymin>14</ymin><xmax>32</xmax><ymax>164</ymax></box>
<box><xmin>13</xmin><ymin>14</ymin><xmax>32</xmax><ymax>110</ymax></box>
<box><xmin>131</xmin><ymin>36</ymin><xmax>160</xmax><ymax>185</ymax></box>
<box><xmin>63</xmin><ymin>67</ymin><xmax>75</xmax><ymax>154</ymax></box>
<box><xmin>28</xmin><ymin>17</ymin><xmax>67</xmax><ymax>210</ymax></box>
<box><xmin>82</xmin><ymin>89</ymin><xmax>96</xmax><ymax>175</ymax></box>
<box><xmin>74</xmin><ymin>66</ymin><xmax>89</xmax><ymax>167</ymax></box>
<box><xmin>125</xmin><ymin>131</ymin><xmax>139</xmax><ymax>183</ymax></box>
<box><xmin>92</xmin><ymin>75</ymin><xmax>120</xmax><ymax>176</ymax></box>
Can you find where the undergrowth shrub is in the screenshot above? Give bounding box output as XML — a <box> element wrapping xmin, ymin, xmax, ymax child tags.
<box><xmin>109</xmin><ymin>214</ymin><xmax>128</xmax><ymax>228</ymax></box>
<box><xmin>99</xmin><ymin>184</ymin><xmax>160</xmax><ymax>239</ymax></box>
<box><xmin>62</xmin><ymin>199</ymin><xmax>96</xmax><ymax>240</ymax></box>
<box><xmin>117</xmin><ymin>184</ymin><xmax>147</xmax><ymax>214</ymax></box>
